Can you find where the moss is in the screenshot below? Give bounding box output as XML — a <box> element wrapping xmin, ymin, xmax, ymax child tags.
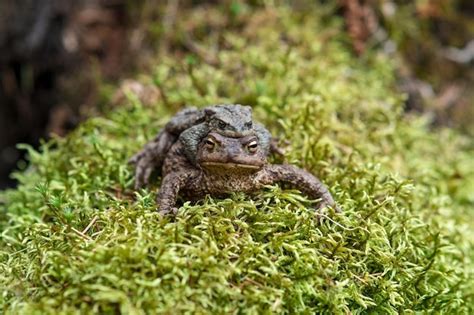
<box><xmin>1</xmin><ymin>3</ymin><xmax>473</xmax><ymax>314</ymax></box>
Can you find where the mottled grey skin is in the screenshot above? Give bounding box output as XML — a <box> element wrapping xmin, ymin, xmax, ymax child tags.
<box><xmin>129</xmin><ymin>104</ymin><xmax>279</xmax><ymax>189</ymax></box>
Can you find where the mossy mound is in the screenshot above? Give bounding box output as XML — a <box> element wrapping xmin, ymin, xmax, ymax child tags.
<box><xmin>1</xmin><ymin>4</ymin><xmax>473</xmax><ymax>314</ymax></box>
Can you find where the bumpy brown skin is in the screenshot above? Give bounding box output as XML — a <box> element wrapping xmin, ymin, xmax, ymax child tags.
<box><xmin>157</xmin><ymin>131</ymin><xmax>339</xmax><ymax>215</ymax></box>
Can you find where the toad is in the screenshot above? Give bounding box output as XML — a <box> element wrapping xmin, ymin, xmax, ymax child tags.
<box><xmin>130</xmin><ymin>104</ymin><xmax>339</xmax><ymax>215</ymax></box>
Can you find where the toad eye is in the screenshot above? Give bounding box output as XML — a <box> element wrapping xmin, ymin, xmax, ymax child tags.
<box><xmin>204</xmin><ymin>138</ymin><xmax>216</xmax><ymax>149</ymax></box>
<box><xmin>245</xmin><ymin>122</ymin><xmax>252</xmax><ymax>129</ymax></box>
<box><xmin>247</xmin><ymin>140</ymin><xmax>258</xmax><ymax>153</ymax></box>
<box><xmin>217</xmin><ymin>121</ymin><xmax>227</xmax><ymax>129</ymax></box>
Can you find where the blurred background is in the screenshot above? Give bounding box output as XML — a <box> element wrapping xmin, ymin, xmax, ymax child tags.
<box><xmin>0</xmin><ymin>0</ymin><xmax>472</xmax><ymax>189</ymax></box>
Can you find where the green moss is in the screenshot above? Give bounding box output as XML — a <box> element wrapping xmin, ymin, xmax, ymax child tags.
<box><xmin>1</xmin><ymin>4</ymin><xmax>473</xmax><ymax>314</ymax></box>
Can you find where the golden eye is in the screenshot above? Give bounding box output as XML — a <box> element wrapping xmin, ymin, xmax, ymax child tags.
<box><xmin>205</xmin><ymin>138</ymin><xmax>215</xmax><ymax>149</ymax></box>
<box><xmin>247</xmin><ymin>140</ymin><xmax>258</xmax><ymax>153</ymax></box>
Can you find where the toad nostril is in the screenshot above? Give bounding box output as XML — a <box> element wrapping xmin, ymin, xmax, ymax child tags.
<box><xmin>227</xmin><ymin>146</ymin><xmax>242</xmax><ymax>158</ymax></box>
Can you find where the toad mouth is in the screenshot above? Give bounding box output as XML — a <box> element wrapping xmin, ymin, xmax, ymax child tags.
<box><xmin>201</xmin><ymin>161</ymin><xmax>261</xmax><ymax>170</ymax></box>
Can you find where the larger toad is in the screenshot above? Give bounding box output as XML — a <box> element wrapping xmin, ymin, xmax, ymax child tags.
<box><xmin>130</xmin><ymin>104</ymin><xmax>339</xmax><ymax>215</ymax></box>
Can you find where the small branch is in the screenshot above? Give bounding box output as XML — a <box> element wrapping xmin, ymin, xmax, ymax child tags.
<box><xmin>82</xmin><ymin>215</ymin><xmax>99</xmax><ymax>234</ymax></box>
<box><xmin>70</xmin><ymin>227</ymin><xmax>92</xmax><ymax>241</ymax></box>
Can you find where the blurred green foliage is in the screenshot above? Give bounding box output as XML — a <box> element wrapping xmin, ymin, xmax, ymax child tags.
<box><xmin>1</xmin><ymin>2</ymin><xmax>473</xmax><ymax>314</ymax></box>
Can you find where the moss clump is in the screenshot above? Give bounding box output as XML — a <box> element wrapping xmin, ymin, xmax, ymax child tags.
<box><xmin>1</xmin><ymin>3</ymin><xmax>473</xmax><ymax>314</ymax></box>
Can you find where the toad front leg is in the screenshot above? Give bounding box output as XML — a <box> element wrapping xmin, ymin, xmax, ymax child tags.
<box><xmin>257</xmin><ymin>164</ymin><xmax>340</xmax><ymax>212</ymax></box>
<box><xmin>156</xmin><ymin>171</ymin><xmax>198</xmax><ymax>215</ymax></box>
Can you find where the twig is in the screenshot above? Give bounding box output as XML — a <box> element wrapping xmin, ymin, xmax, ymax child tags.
<box><xmin>82</xmin><ymin>215</ymin><xmax>99</xmax><ymax>234</ymax></box>
<box><xmin>70</xmin><ymin>227</ymin><xmax>92</xmax><ymax>241</ymax></box>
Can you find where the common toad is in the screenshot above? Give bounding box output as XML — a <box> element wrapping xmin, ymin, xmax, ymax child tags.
<box><xmin>130</xmin><ymin>104</ymin><xmax>339</xmax><ymax>215</ymax></box>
